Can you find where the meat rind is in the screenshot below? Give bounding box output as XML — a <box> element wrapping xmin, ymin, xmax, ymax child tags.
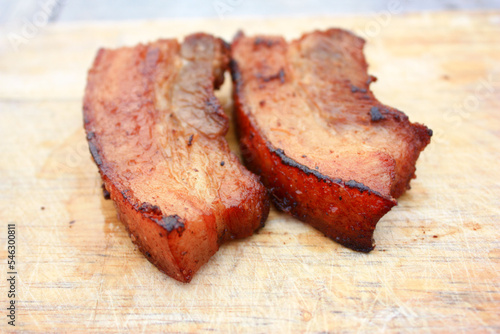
<box><xmin>84</xmin><ymin>33</ymin><xmax>269</xmax><ymax>282</ymax></box>
<box><xmin>230</xmin><ymin>29</ymin><xmax>431</xmax><ymax>251</ymax></box>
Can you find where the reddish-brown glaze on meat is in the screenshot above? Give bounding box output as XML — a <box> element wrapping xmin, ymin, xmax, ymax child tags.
<box><xmin>84</xmin><ymin>33</ymin><xmax>269</xmax><ymax>282</ymax></box>
<box><xmin>230</xmin><ymin>29</ymin><xmax>431</xmax><ymax>252</ymax></box>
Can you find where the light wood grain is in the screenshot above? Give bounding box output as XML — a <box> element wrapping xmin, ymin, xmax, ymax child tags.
<box><xmin>0</xmin><ymin>11</ymin><xmax>499</xmax><ymax>333</ymax></box>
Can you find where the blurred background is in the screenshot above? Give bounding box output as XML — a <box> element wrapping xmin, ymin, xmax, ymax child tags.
<box><xmin>2</xmin><ymin>0</ymin><xmax>499</xmax><ymax>52</ymax></box>
<box><xmin>1</xmin><ymin>0</ymin><xmax>499</xmax><ymax>25</ymax></box>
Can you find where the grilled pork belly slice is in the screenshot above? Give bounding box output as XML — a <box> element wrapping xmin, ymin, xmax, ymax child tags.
<box><xmin>230</xmin><ymin>29</ymin><xmax>431</xmax><ymax>252</ymax></box>
<box><xmin>84</xmin><ymin>33</ymin><xmax>269</xmax><ymax>282</ymax></box>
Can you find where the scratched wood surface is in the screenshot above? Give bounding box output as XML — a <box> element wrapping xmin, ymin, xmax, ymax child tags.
<box><xmin>0</xmin><ymin>10</ymin><xmax>499</xmax><ymax>333</ymax></box>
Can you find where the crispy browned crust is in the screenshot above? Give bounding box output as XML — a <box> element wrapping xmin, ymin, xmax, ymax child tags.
<box><xmin>84</xmin><ymin>33</ymin><xmax>269</xmax><ymax>282</ymax></box>
<box><xmin>230</xmin><ymin>29</ymin><xmax>431</xmax><ymax>252</ymax></box>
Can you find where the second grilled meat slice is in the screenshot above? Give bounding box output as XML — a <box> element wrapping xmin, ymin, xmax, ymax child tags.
<box><xmin>230</xmin><ymin>29</ymin><xmax>431</xmax><ymax>252</ymax></box>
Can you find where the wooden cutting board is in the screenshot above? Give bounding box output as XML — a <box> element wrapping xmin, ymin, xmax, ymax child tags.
<box><xmin>1</xmin><ymin>10</ymin><xmax>499</xmax><ymax>333</ymax></box>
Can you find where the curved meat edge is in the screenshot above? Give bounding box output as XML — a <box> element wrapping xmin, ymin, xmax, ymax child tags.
<box><xmin>84</xmin><ymin>33</ymin><xmax>269</xmax><ymax>282</ymax></box>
